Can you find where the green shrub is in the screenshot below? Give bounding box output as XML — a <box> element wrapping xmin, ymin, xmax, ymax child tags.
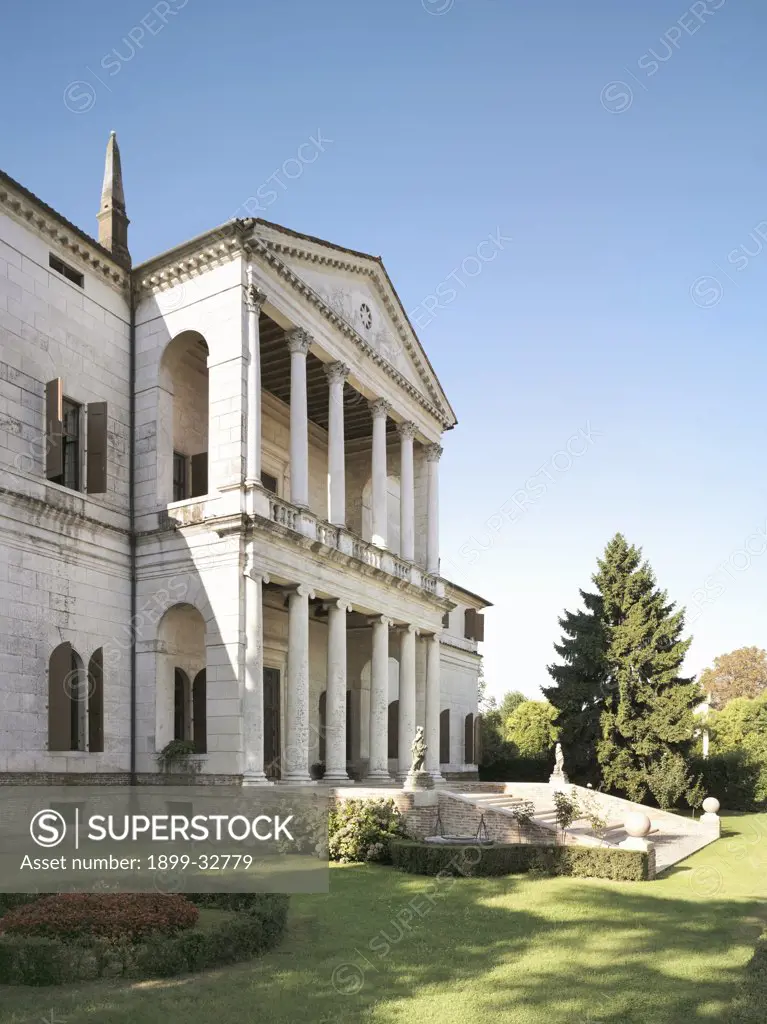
<box><xmin>390</xmin><ymin>840</ymin><xmax>650</xmax><ymax>882</ymax></box>
<box><xmin>0</xmin><ymin>892</ymin><xmax>288</xmax><ymax>986</ymax></box>
<box><xmin>727</xmin><ymin>930</ymin><xmax>767</xmax><ymax>1022</ymax></box>
<box><xmin>478</xmin><ymin>754</ymin><xmax>550</xmax><ymax>783</ymax></box>
<box><xmin>689</xmin><ymin>752</ymin><xmax>764</xmax><ymax>811</ymax></box>
<box><xmin>0</xmin><ymin>935</ymin><xmax>81</xmax><ymax>986</ymax></box>
<box><xmin>328</xmin><ymin>798</ymin><xmax>404</xmax><ymax>863</ymax></box>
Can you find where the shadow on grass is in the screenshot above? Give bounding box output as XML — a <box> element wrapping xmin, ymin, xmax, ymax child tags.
<box><xmin>0</xmin><ymin>865</ymin><xmax>764</xmax><ymax>1024</ymax></box>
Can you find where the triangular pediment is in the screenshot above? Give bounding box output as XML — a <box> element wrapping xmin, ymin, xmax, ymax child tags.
<box><xmin>252</xmin><ymin>222</ymin><xmax>456</xmax><ymax>426</ymax></box>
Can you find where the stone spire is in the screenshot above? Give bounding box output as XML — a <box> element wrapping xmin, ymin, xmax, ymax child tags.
<box><xmin>97</xmin><ymin>131</ymin><xmax>130</xmax><ymax>266</ymax></box>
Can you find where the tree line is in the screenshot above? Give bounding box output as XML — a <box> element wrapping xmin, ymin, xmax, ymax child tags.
<box><xmin>480</xmin><ymin>533</ymin><xmax>767</xmax><ymax>809</ymax></box>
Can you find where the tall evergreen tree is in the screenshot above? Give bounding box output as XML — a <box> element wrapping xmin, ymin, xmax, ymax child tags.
<box><xmin>594</xmin><ymin>534</ymin><xmax>699</xmax><ymax>801</ymax></box>
<box><xmin>546</xmin><ymin>533</ymin><xmax>699</xmax><ymax>799</ymax></box>
<box><xmin>544</xmin><ymin>590</ymin><xmax>608</xmax><ymax>786</ymax></box>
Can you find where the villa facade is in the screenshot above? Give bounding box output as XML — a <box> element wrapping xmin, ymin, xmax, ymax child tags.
<box><xmin>0</xmin><ymin>135</ymin><xmax>489</xmax><ymax>785</ymax></box>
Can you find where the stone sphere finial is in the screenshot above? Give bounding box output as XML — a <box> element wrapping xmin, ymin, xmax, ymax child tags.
<box><xmin>624</xmin><ymin>812</ymin><xmax>652</xmax><ymax>838</ymax></box>
<box><xmin>702</xmin><ymin>797</ymin><xmax>720</xmax><ymax>815</ymax></box>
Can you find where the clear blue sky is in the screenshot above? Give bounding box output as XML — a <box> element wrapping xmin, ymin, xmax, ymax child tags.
<box><xmin>4</xmin><ymin>0</ymin><xmax>767</xmax><ymax>702</ymax></box>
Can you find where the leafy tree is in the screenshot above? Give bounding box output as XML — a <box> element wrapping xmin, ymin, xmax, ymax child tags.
<box><xmin>699</xmin><ymin>647</ymin><xmax>767</xmax><ymax>710</ymax></box>
<box><xmin>710</xmin><ymin>693</ymin><xmax>767</xmax><ymax>803</ymax></box>
<box><xmin>499</xmin><ymin>691</ymin><xmax>527</xmax><ymax>720</ymax></box>
<box><xmin>544</xmin><ymin>589</ymin><xmax>609</xmax><ymax>786</ymax></box>
<box><xmin>595</xmin><ymin>534</ymin><xmax>700</xmax><ymax>802</ymax></box>
<box><xmin>645</xmin><ymin>750</ymin><xmax>692</xmax><ymax>810</ymax></box>
<box><xmin>503</xmin><ymin>700</ymin><xmax>558</xmax><ymax>757</ymax></box>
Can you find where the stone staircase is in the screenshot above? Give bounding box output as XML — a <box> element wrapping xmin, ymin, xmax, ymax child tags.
<box><xmin>451</xmin><ymin>783</ymin><xmax>721</xmax><ymax>873</ymax></box>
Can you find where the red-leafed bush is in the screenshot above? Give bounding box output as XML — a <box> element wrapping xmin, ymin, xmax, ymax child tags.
<box><xmin>0</xmin><ymin>893</ymin><xmax>198</xmax><ymax>943</ymax></box>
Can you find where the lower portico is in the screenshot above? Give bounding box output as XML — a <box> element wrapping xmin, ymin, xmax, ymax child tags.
<box><xmin>242</xmin><ymin>562</ymin><xmax>444</xmax><ymax>787</ymax></box>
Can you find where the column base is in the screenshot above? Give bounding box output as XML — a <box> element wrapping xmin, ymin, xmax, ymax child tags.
<box><xmin>242</xmin><ymin>771</ymin><xmax>273</xmax><ymax>787</ymax></box>
<box><xmin>364</xmin><ymin>770</ymin><xmax>394</xmax><ymax>784</ymax></box>
<box><xmin>323</xmin><ymin>770</ymin><xmax>351</xmax><ymax>783</ymax></box>
<box><xmin>278</xmin><ymin>774</ymin><xmax>315</xmax><ymax>785</ymax></box>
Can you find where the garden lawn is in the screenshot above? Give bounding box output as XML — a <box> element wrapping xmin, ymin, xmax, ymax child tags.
<box><xmin>1</xmin><ymin>813</ymin><xmax>765</xmax><ymax>1024</ymax></box>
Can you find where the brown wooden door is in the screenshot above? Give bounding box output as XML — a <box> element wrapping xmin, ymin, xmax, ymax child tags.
<box><xmin>263</xmin><ymin>667</ymin><xmax>281</xmax><ymax>780</ymax></box>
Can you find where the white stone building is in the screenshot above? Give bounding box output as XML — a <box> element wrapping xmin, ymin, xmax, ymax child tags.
<box><xmin>0</xmin><ymin>135</ymin><xmax>489</xmax><ymax>785</ymax></box>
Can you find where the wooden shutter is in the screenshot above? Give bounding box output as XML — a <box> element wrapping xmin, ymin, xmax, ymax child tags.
<box><xmin>439</xmin><ymin>709</ymin><xmax>450</xmax><ymax>764</ymax></box>
<box><xmin>46</xmin><ymin>378</ymin><xmax>64</xmax><ymax>480</ymax></box>
<box><xmin>318</xmin><ymin>691</ymin><xmax>327</xmax><ymax>762</ymax></box>
<box><xmin>86</xmin><ymin>402</ymin><xmax>108</xmax><ymax>494</ymax></box>
<box><xmin>193</xmin><ymin>670</ymin><xmax>207</xmax><ymax>754</ymax></box>
<box><xmin>464</xmin><ymin>609</ymin><xmax>485</xmax><ymax>642</ymax></box>
<box><xmin>474</xmin><ymin>715</ymin><xmax>482</xmax><ymax>765</ymax></box>
<box><xmin>49</xmin><ymin>642</ymin><xmax>72</xmax><ymax>750</ymax></box>
<box><xmin>464</xmin><ymin>713</ymin><xmax>474</xmax><ymax>764</ymax></box>
<box><xmin>87</xmin><ymin>648</ymin><xmax>104</xmax><ymax>752</ymax></box>
<box><xmin>190</xmin><ymin>452</ymin><xmax>208</xmax><ymax>498</ymax></box>
<box><xmin>387</xmin><ymin>701</ymin><xmax>399</xmax><ymax>760</ymax></box>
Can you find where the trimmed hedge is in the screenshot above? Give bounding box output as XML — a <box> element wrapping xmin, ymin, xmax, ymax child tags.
<box><xmin>727</xmin><ymin>931</ymin><xmax>767</xmax><ymax>1023</ymax></box>
<box><xmin>390</xmin><ymin>840</ymin><xmax>651</xmax><ymax>882</ymax></box>
<box><xmin>1</xmin><ymin>893</ymin><xmax>198</xmax><ymax>942</ymax></box>
<box><xmin>478</xmin><ymin>754</ymin><xmax>550</xmax><ymax>783</ymax></box>
<box><xmin>0</xmin><ymin>892</ymin><xmax>288</xmax><ymax>986</ymax></box>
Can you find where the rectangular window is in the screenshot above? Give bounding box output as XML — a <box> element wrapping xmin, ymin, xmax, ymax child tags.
<box><xmin>173</xmin><ymin>451</ymin><xmax>188</xmax><ymax>501</ymax></box>
<box><xmin>49</xmin><ymin>398</ymin><xmax>81</xmax><ymax>491</ymax></box>
<box><xmin>49</xmin><ymin>253</ymin><xmax>84</xmax><ymax>288</ymax></box>
<box><xmin>261</xmin><ymin>471</ymin><xmax>278</xmax><ymax>494</ymax></box>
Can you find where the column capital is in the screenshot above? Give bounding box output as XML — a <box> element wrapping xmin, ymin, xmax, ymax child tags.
<box><xmin>244</xmin><ymin>283</ymin><xmax>267</xmax><ymax>314</ymax></box>
<box><xmin>324</xmin><ymin>360</ymin><xmax>350</xmax><ymax>385</ymax></box>
<box><xmin>243</xmin><ymin>563</ymin><xmax>270</xmax><ymax>584</ymax></box>
<box><xmin>397</xmin><ymin>420</ymin><xmax>417</xmax><ymax>440</ymax></box>
<box><xmin>392</xmin><ymin>623</ymin><xmax>419</xmax><ymax>635</ymax></box>
<box><xmin>368</xmin><ymin>397</ymin><xmax>391</xmax><ymax>420</ymax></box>
<box><xmin>286</xmin><ymin>328</ymin><xmax>311</xmax><ymax>355</ymax></box>
<box><xmin>324</xmin><ymin>598</ymin><xmax>352</xmax><ymax>614</ymax></box>
<box><xmin>368</xmin><ymin>614</ymin><xmax>393</xmax><ymax>628</ymax></box>
<box><xmin>284</xmin><ymin>583</ymin><xmax>316</xmax><ymax>600</ymax></box>
<box><xmin>425</xmin><ymin>443</ymin><xmax>444</xmax><ymax>463</ymax></box>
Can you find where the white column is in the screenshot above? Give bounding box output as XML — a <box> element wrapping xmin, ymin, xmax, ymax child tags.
<box><xmin>398</xmin><ymin>624</ymin><xmax>417</xmax><ymax>778</ymax></box>
<box><xmin>287</xmin><ymin>329</ymin><xmax>311</xmax><ymax>508</ymax></box>
<box><xmin>424</xmin><ymin>632</ymin><xmax>443</xmax><ymax>781</ymax></box>
<box><xmin>283</xmin><ymin>583</ymin><xmax>314</xmax><ymax>782</ymax></box>
<box><xmin>245</xmin><ymin>275</ymin><xmax>266</xmax><ymax>496</ymax></box>
<box><xmin>425</xmin><ymin>443</ymin><xmax>443</xmax><ymax>575</ymax></box>
<box><xmin>324</xmin><ymin>598</ymin><xmax>351</xmax><ymax>782</ymax></box>
<box><xmin>398</xmin><ymin>422</ymin><xmax>416</xmax><ymax>561</ymax></box>
<box><xmin>243</xmin><ymin>557</ymin><xmax>270</xmax><ymax>785</ymax></box>
<box><xmin>366</xmin><ymin>615</ymin><xmax>391</xmax><ymax>780</ymax></box>
<box><xmin>325</xmin><ymin>362</ymin><xmax>349</xmax><ymax>526</ymax></box>
<box><xmin>369</xmin><ymin>399</ymin><xmax>391</xmax><ymax>548</ymax></box>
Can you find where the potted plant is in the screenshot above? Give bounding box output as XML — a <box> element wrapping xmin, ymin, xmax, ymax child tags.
<box><xmin>156</xmin><ymin>739</ymin><xmax>204</xmax><ymax>775</ymax></box>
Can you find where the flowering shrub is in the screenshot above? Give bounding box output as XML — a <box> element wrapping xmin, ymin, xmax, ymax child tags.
<box><xmin>328</xmin><ymin>798</ymin><xmax>404</xmax><ymax>863</ymax></box>
<box><xmin>0</xmin><ymin>893</ymin><xmax>198</xmax><ymax>943</ymax></box>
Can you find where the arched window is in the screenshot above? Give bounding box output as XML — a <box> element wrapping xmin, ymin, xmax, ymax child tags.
<box><xmin>87</xmin><ymin>648</ymin><xmax>104</xmax><ymax>753</ymax></box>
<box><xmin>464</xmin><ymin>713</ymin><xmax>474</xmax><ymax>764</ymax></box>
<box><xmin>49</xmin><ymin>642</ymin><xmax>86</xmax><ymax>751</ymax></box>
<box><xmin>174</xmin><ymin>668</ymin><xmax>190</xmax><ymax>741</ymax></box>
<box><xmin>193</xmin><ymin>669</ymin><xmax>207</xmax><ymax>754</ymax></box>
<box><xmin>388</xmin><ymin>700</ymin><xmax>399</xmax><ymax>759</ymax></box>
<box><xmin>158</xmin><ymin>332</ymin><xmax>210</xmax><ymax>504</ymax></box>
<box><xmin>439</xmin><ymin>709</ymin><xmax>450</xmax><ymax>764</ymax></box>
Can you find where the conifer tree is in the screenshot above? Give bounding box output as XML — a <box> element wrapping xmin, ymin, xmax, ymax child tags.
<box><xmin>546</xmin><ymin>533</ymin><xmax>700</xmax><ymax>799</ymax></box>
<box><xmin>594</xmin><ymin>534</ymin><xmax>699</xmax><ymax>801</ymax></box>
<box><xmin>543</xmin><ymin>590</ymin><xmax>608</xmax><ymax>786</ymax></box>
